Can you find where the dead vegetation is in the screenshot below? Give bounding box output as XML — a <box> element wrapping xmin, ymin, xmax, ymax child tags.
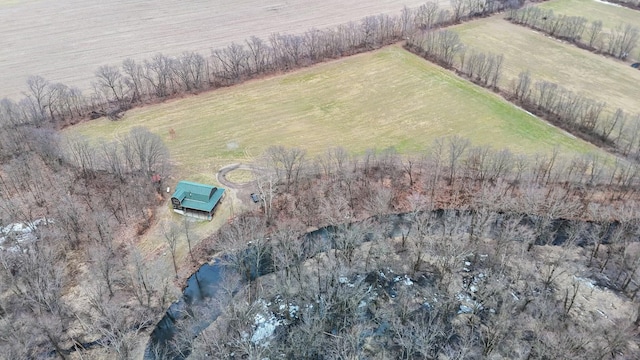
<box><xmin>172</xmin><ymin>143</ymin><xmax>640</xmax><ymax>360</ymax></box>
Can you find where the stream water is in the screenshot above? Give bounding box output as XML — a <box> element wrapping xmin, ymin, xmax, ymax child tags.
<box><xmin>144</xmin><ymin>211</ymin><xmax>615</xmax><ymax>359</ymax></box>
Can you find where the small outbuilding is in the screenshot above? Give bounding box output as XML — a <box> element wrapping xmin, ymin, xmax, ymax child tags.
<box><xmin>170</xmin><ymin>181</ymin><xmax>225</xmax><ymax>220</ymax></box>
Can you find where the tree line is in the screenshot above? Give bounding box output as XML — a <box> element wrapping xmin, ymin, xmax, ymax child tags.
<box><xmin>0</xmin><ymin>0</ymin><xmax>518</xmax><ymax>130</ymax></box>
<box><xmin>505</xmin><ymin>7</ymin><xmax>640</xmax><ymax>60</ymax></box>
<box><xmin>405</xmin><ymin>29</ymin><xmax>640</xmax><ymax>158</ymax></box>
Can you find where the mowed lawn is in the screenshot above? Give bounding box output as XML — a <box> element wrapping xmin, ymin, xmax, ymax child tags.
<box><xmin>537</xmin><ymin>0</ymin><xmax>640</xmax><ymax>32</ymax></box>
<box><xmin>453</xmin><ymin>18</ymin><xmax>640</xmax><ymax>116</ymax></box>
<box><xmin>68</xmin><ymin>45</ymin><xmax>602</xmax><ymax>184</ymax></box>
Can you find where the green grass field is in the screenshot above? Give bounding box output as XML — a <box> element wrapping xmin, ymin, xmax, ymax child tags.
<box><xmin>453</xmin><ymin>18</ymin><xmax>640</xmax><ymax>116</ymax></box>
<box><xmin>538</xmin><ymin>0</ymin><xmax>640</xmax><ymax>33</ymax></box>
<box><xmin>67</xmin><ymin>45</ymin><xmax>603</xmax><ymax>184</ymax></box>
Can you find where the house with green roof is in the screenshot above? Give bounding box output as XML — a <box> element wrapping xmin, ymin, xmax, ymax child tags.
<box><xmin>170</xmin><ymin>181</ymin><xmax>225</xmax><ymax>220</ymax></box>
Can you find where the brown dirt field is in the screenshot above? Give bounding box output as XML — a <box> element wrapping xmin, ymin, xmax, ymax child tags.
<box><xmin>0</xmin><ymin>0</ymin><xmax>442</xmax><ymax>99</ymax></box>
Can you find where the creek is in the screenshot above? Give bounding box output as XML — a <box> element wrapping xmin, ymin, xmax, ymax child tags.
<box><xmin>144</xmin><ymin>210</ymin><xmax>615</xmax><ymax>359</ymax></box>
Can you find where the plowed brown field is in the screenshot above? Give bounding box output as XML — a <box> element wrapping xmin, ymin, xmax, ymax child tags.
<box><xmin>0</xmin><ymin>0</ymin><xmax>438</xmax><ymax>98</ymax></box>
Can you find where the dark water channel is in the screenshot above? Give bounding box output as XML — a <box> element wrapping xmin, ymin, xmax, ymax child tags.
<box><xmin>144</xmin><ymin>210</ymin><xmax>616</xmax><ymax>359</ymax></box>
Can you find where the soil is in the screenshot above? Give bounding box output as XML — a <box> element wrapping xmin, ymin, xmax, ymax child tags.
<box><xmin>217</xmin><ymin>163</ymin><xmax>265</xmax><ymax>208</ymax></box>
<box><xmin>0</xmin><ymin>0</ymin><xmax>440</xmax><ymax>99</ymax></box>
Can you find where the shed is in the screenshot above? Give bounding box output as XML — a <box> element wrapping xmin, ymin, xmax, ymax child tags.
<box><xmin>170</xmin><ymin>181</ymin><xmax>225</xmax><ymax>220</ymax></box>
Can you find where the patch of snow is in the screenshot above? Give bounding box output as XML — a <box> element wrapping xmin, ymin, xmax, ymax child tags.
<box><xmin>594</xmin><ymin>0</ymin><xmax>623</xmax><ymax>7</ymax></box>
<box><xmin>226</xmin><ymin>141</ymin><xmax>239</xmax><ymax>150</ymax></box>
<box><xmin>456</xmin><ymin>292</ymin><xmax>484</xmax><ymax>314</ymax></box>
<box><xmin>458</xmin><ymin>305</ymin><xmax>474</xmax><ymax>314</ymax></box>
<box><xmin>464</xmin><ymin>261</ymin><xmax>471</xmax><ymax>267</ymax></box>
<box><xmin>339</xmin><ymin>276</ymin><xmax>349</xmax><ymax>284</ymax></box>
<box><xmin>574</xmin><ymin>276</ymin><xmax>596</xmax><ymax>289</ymax></box>
<box><xmin>0</xmin><ymin>218</ymin><xmax>51</xmax><ymax>251</ymax></box>
<box><xmin>288</xmin><ymin>304</ymin><xmax>299</xmax><ymax>318</ymax></box>
<box><xmin>470</xmin><ymin>285</ymin><xmax>478</xmax><ymax>293</ymax></box>
<box><xmin>251</xmin><ymin>312</ymin><xmax>281</xmax><ymax>345</ymax></box>
<box><xmin>402</xmin><ymin>275</ymin><xmax>413</xmax><ymax>286</ymax></box>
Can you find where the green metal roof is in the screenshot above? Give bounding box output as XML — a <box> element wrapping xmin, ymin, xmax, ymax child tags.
<box><xmin>171</xmin><ymin>181</ymin><xmax>225</xmax><ymax>212</ymax></box>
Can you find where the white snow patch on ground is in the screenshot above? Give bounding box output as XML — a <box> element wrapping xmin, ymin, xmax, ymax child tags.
<box><xmin>574</xmin><ymin>276</ymin><xmax>596</xmax><ymax>289</ymax></box>
<box><xmin>0</xmin><ymin>218</ymin><xmax>51</xmax><ymax>252</ymax></box>
<box><xmin>508</xmin><ymin>102</ymin><xmax>577</xmax><ymax>139</ymax></box>
<box><xmin>594</xmin><ymin>0</ymin><xmax>623</xmax><ymax>7</ymax></box>
<box><xmin>456</xmin><ymin>293</ymin><xmax>484</xmax><ymax>314</ymax></box>
<box><xmin>402</xmin><ymin>275</ymin><xmax>413</xmax><ymax>286</ymax></box>
<box><xmin>251</xmin><ymin>312</ymin><xmax>281</xmax><ymax>345</ymax></box>
<box><xmin>288</xmin><ymin>304</ymin><xmax>299</xmax><ymax>318</ymax></box>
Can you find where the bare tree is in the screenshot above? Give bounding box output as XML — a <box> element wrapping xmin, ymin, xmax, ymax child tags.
<box><xmin>183</xmin><ymin>215</ymin><xmax>195</xmax><ymax>263</ymax></box>
<box><xmin>163</xmin><ymin>220</ymin><xmax>181</xmax><ymax>278</ymax></box>
<box><xmin>143</xmin><ymin>53</ymin><xmax>174</xmax><ymax>98</ymax></box>
<box><xmin>122</xmin><ymin>126</ymin><xmax>170</xmax><ymax>177</ymax></box>
<box><xmin>122</xmin><ymin>58</ymin><xmax>144</xmax><ymax>103</ymax></box>
<box><xmin>265</xmin><ymin>146</ymin><xmax>307</xmax><ymax>193</ymax></box>
<box><xmin>607</xmin><ymin>23</ymin><xmax>640</xmax><ymax>59</ymax></box>
<box><xmin>212</xmin><ymin>42</ymin><xmax>249</xmax><ymax>81</ymax></box>
<box><xmin>24</xmin><ymin>75</ymin><xmax>50</xmax><ymax>124</ymax></box>
<box><xmin>587</xmin><ymin>20</ymin><xmax>603</xmax><ymax>49</ymax></box>
<box><xmin>255</xmin><ymin>173</ymin><xmax>276</xmax><ymax>225</ymax></box>
<box><xmin>246</xmin><ymin>36</ymin><xmax>271</xmax><ymax>74</ymax></box>
<box><xmin>447</xmin><ymin>135</ymin><xmax>470</xmax><ymax>186</ymax></box>
<box><xmin>94</xmin><ymin>65</ymin><xmax>126</xmax><ymax>105</ymax></box>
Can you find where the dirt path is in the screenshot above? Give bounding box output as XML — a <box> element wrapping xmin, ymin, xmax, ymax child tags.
<box><xmin>1</xmin><ymin>0</ymin><xmax>441</xmax><ymax>99</ymax></box>
<box><xmin>217</xmin><ymin>163</ymin><xmax>259</xmax><ymax>189</ymax></box>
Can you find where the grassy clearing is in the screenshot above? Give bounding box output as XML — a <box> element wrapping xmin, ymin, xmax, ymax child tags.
<box><xmin>225</xmin><ymin>169</ymin><xmax>256</xmax><ymax>184</ymax></box>
<box><xmin>537</xmin><ymin>0</ymin><xmax>640</xmax><ymax>32</ymax></box>
<box><xmin>68</xmin><ymin>45</ymin><xmax>604</xmax><ymax>185</ymax></box>
<box><xmin>0</xmin><ymin>0</ymin><xmax>27</xmax><ymax>6</ymax></box>
<box><xmin>453</xmin><ymin>17</ymin><xmax>640</xmax><ymax>116</ymax></box>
